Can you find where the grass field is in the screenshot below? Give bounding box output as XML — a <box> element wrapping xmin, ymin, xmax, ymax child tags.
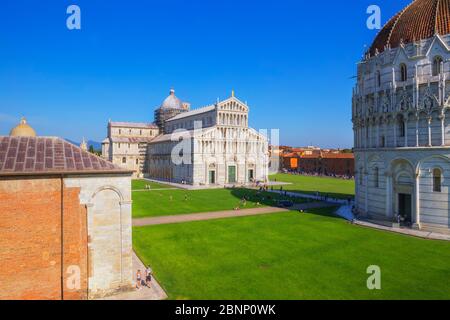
<box><xmin>270</xmin><ymin>173</ymin><xmax>355</xmax><ymax>199</ymax></box>
<box><xmin>132</xmin><ymin>179</ymin><xmax>174</xmax><ymax>190</ymax></box>
<box><xmin>132</xmin><ymin>188</ymin><xmax>308</xmax><ymax>218</ymax></box>
<box><xmin>133</xmin><ymin>208</ymin><xmax>450</xmax><ymax>300</ymax></box>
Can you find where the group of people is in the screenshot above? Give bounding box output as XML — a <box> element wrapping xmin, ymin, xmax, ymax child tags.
<box><xmin>282</xmin><ymin>170</ymin><xmax>354</xmax><ymax>180</ymax></box>
<box><xmin>136</xmin><ymin>266</ymin><xmax>153</xmax><ymax>290</ymax></box>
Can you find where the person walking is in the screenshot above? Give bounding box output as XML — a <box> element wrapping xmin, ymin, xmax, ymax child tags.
<box><xmin>145</xmin><ymin>266</ymin><xmax>152</xmax><ymax>287</ymax></box>
<box><xmin>136</xmin><ymin>270</ymin><xmax>142</xmax><ymax>289</ymax></box>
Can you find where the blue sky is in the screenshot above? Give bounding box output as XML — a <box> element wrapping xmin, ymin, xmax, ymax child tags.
<box><xmin>0</xmin><ymin>0</ymin><xmax>411</xmax><ymax>148</ymax></box>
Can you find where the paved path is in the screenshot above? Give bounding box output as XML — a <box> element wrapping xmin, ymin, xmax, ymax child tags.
<box><xmin>98</xmin><ymin>252</ymin><xmax>168</xmax><ymax>300</ymax></box>
<box><xmin>353</xmin><ymin>219</ymin><xmax>450</xmax><ymax>241</ymax></box>
<box><xmin>133</xmin><ymin>202</ymin><xmax>336</xmax><ymax>227</ymax></box>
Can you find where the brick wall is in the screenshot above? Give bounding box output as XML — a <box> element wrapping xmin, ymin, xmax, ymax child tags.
<box><xmin>0</xmin><ymin>177</ymin><xmax>87</xmax><ymax>300</ymax></box>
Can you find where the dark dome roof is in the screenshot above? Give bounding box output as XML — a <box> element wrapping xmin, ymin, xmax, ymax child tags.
<box><xmin>369</xmin><ymin>0</ymin><xmax>450</xmax><ymax>56</ymax></box>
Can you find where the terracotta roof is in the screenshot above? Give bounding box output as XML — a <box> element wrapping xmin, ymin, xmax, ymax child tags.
<box><xmin>109</xmin><ymin>137</ymin><xmax>155</xmax><ymax>143</ymax></box>
<box><xmin>321</xmin><ymin>153</ymin><xmax>354</xmax><ymax>159</ymax></box>
<box><xmin>369</xmin><ymin>0</ymin><xmax>450</xmax><ymax>55</ymax></box>
<box><xmin>298</xmin><ymin>153</ymin><xmax>354</xmax><ymax>160</ymax></box>
<box><xmin>0</xmin><ymin>136</ymin><xmax>132</xmax><ymax>176</ymax></box>
<box><xmin>109</xmin><ymin>122</ymin><xmax>158</xmax><ymax>129</ymax></box>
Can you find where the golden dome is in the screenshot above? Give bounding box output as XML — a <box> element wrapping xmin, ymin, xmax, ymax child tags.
<box><xmin>10</xmin><ymin>117</ymin><xmax>37</xmax><ymax>137</ymax></box>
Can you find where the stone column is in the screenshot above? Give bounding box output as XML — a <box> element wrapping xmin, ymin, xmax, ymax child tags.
<box><xmin>364</xmin><ymin>170</ymin><xmax>369</xmax><ymax>214</ymax></box>
<box><xmin>393</xmin><ymin>120</ymin><xmax>397</xmax><ymax>147</ymax></box>
<box><xmin>413</xmin><ymin>172</ymin><xmax>421</xmax><ymax>229</ymax></box>
<box><xmin>404</xmin><ymin>119</ymin><xmax>408</xmax><ymax>147</ymax></box>
<box><xmin>415</xmin><ymin>116</ymin><xmax>419</xmax><ymax>147</ymax></box>
<box><xmin>440</xmin><ymin>114</ymin><xmax>445</xmax><ymax>146</ymax></box>
<box><xmin>385</xmin><ymin>173</ymin><xmax>392</xmax><ymax>218</ymax></box>
<box><xmin>428</xmin><ymin>117</ymin><xmax>432</xmax><ymax>146</ymax></box>
<box><xmin>377</xmin><ymin>122</ymin><xmax>380</xmax><ymax>147</ymax></box>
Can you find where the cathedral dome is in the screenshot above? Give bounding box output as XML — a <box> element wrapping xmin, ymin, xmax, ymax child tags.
<box><xmin>369</xmin><ymin>0</ymin><xmax>450</xmax><ymax>56</ymax></box>
<box><xmin>160</xmin><ymin>89</ymin><xmax>183</xmax><ymax>109</ymax></box>
<box><xmin>9</xmin><ymin>117</ymin><xmax>37</xmax><ymax>137</ymax></box>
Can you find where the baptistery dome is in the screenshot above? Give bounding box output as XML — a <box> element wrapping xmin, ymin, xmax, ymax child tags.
<box><xmin>352</xmin><ymin>0</ymin><xmax>450</xmax><ymax>234</ymax></box>
<box><xmin>370</xmin><ymin>0</ymin><xmax>450</xmax><ymax>55</ymax></box>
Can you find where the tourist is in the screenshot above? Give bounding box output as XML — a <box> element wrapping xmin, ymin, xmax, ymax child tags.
<box><xmin>145</xmin><ymin>266</ymin><xmax>152</xmax><ymax>287</ymax></box>
<box><xmin>136</xmin><ymin>270</ymin><xmax>142</xmax><ymax>289</ymax></box>
<box><xmin>184</xmin><ymin>194</ymin><xmax>188</xmax><ymax>201</ymax></box>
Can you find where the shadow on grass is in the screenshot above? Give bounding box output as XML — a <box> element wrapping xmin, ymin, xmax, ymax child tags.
<box><xmin>271</xmin><ymin>186</ymin><xmax>354</xmax><ymax>201</ymax></box>
<box><xmin>229</xmin><ymin>188</ymin><xmax>310</xmax><ymax>208</ymax></box>
<box><xmin>304</xmin><ymin>206</ymin><xmax>345</xmax><ymax>220</ymax></box>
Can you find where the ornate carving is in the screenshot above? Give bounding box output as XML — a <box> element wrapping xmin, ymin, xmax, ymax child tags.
<box><xmin>381</xmin><ymin>95</ymin><xmax>390</xmax><ymax>113</ymax></box>
<box><xmin>398</xmin><ymin>93</ymin><xmax>413</xmax><ymax>112</ymax></box>
<box><xmin>420</xmin><ymin>87</ymin><xmax>438</xmax><ymax>110</ymax></box>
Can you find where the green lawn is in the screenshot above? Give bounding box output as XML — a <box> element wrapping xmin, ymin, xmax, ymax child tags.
<box><xmin>132</xmin><ymin>188</ymin><xmax>308</xmax><ymax>218</ymax></box>
<box><xmin>132</xmin><ymin>179</ymin><xmax>174</xmax><ymax>190</ymax></box>
<box><xmin>133</xmin><ymin>208</ymin><xmax>450</xmax><ymax>300</ymax></box>
<box><xmin>270</xmin><ymin>173</ymin><xmax>355</xmax><ymax>199</ymax></box>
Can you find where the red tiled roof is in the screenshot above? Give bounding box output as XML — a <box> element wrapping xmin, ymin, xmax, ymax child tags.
<box><xmin>0</xmin><ymin>136</ymin><xmax>132</xmax><ymax>176</ymax></box>
<box><xmin>369</xmin><ymin>0</ymin><xmax>450</xmax><ymax>55</ymax></box>
<box><xmin>321</xmin><ymin>153</ymin><xmax>354</xmax><ymax>159</ymax></box>
<box><xmin>109</xmin><ymin>122</ymin><xmax>158</xmax><ymax>129</ymax></box>
<box><xmin>299</xmin><ymin>153</ymin><xmax>354</xmax><ymax>160</ymax></box>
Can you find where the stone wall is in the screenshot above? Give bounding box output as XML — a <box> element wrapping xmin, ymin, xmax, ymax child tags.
<box><xmin>64</xmin><ymin>174</ymin><xmax>133</xmax><ymax>299</ymax></box>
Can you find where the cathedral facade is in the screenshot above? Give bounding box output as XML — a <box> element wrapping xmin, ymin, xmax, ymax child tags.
<box><xmin>353</xmin><ymin>0</ymin><xmax>450</xmax><ymax>233</ymax></box>
<box><xmin>103</xmin><ymin>89</ymin><xmax>269</xmax><ymax>186</ymax></box>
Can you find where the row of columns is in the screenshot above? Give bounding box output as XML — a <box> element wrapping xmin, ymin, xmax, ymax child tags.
<box><xmin>218</xmin><ymin>113</ymin><xmax>248</xmax><ymax>127</ymax></box>
<box><xmin>355</xmin><ymin>114</ymin><xmax>446</xmax><ymax>149</ymax></box>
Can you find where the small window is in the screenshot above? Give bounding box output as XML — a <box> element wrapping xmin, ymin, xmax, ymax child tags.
<box><xmin>399</xmin><ymin>121</ymin><xmax>405</xmax><ymax>137</ymax></box>
<box><xmin>122</xmin><ymin>157</ymin><xmax>126</xmax><ymax>164</ymax></box>
<box><xmin>400</xmin><ymin>64</ymin><xmax>407</xmax><ymax>81</ymax></box>
<box><xmin>376</xmin><ymin>70</ymin><xmax>381</xmax><ymax>87</ymax></box>
<box><xmin>136</xmin><ymin>159</ymin><xmax>139</xmax><ymax>165</ymax></box>
<box><xmin>374</xmin><ymin>167</ymin><xmax>379</xmax><ymax>188</ymax></box>
<box><xmin>380</xmin><ymin>136</ymin><xmax>385</xmax><ymax>147</ymax></box>
<box><xmin>432</xmin><ymin>56</ymin><xmax>443</xmax><ymax>76</ymax></box>
<box><xmin>433</xmin><ymin>168</ymin><xmax>442</xmax><ymax>192</ymax></box>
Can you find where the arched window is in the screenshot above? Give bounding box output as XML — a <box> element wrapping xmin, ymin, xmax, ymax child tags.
<box><xmin>433</xmin><ymin>168</ymin><xmax>442</xmax><ymax>192</ymax></box>
<box><xmin>400</xmin><ymin>64</ymin><xmax>407</xmax><ymax>82</ymax></box>
<box><xmin>432</xmin><ymin>56</ymin><xmax>443</xmax><ymax>76</ymax></box>
<box><xmin>399</xmin><ymin>121</ymin><xmax>405</xmax><ymax>137</ymax></box>
<box><xmin>376</xmin><ymin>70</ymin><xmax>381</xmax><ymax>87</ymax></box>
<box><xmin>122</xmin><ymin>157</ymin><xmax>126</xmax><ymax>164</ymax></box>
<box><xmin>374</xmin><ymin>167</ymin><xmax>379</xmax><ymax>188</ymax></box>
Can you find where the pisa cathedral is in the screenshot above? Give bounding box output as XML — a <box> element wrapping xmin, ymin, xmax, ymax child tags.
<box><xmin>353</xmin><ymin>0</ymin><xmax>450</xmax><ymax>233</ymax></box>
<box><xmin>102</xmin><ymin>89</ymin><xmax>269</xmax><ymax>186</ymax></box>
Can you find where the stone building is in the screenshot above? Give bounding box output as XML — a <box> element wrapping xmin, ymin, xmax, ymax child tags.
<box><xmin>352</xmin><ymin>0</ymin><xmax>450</xmax><ymax>233</ymax></box>
<box><xmin>102</xmin><ymin>121</ymin><xmax>159</xmax><ymax>177</ymax></box>
<box><xmin>103</xmin><ymin>89</ymin><xmax>270</xmax><ymax>185</ymax></box>
<box><xmin>0</xmin><ymin>119</ymin><xmax>134</xmax><ymax>299</ymax></box>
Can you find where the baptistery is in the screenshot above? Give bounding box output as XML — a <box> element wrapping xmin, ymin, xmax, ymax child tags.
<box><xmin>352</xmin><ymin>0</ymin><xmax>450</xmax><ymax>233</ymax></box>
